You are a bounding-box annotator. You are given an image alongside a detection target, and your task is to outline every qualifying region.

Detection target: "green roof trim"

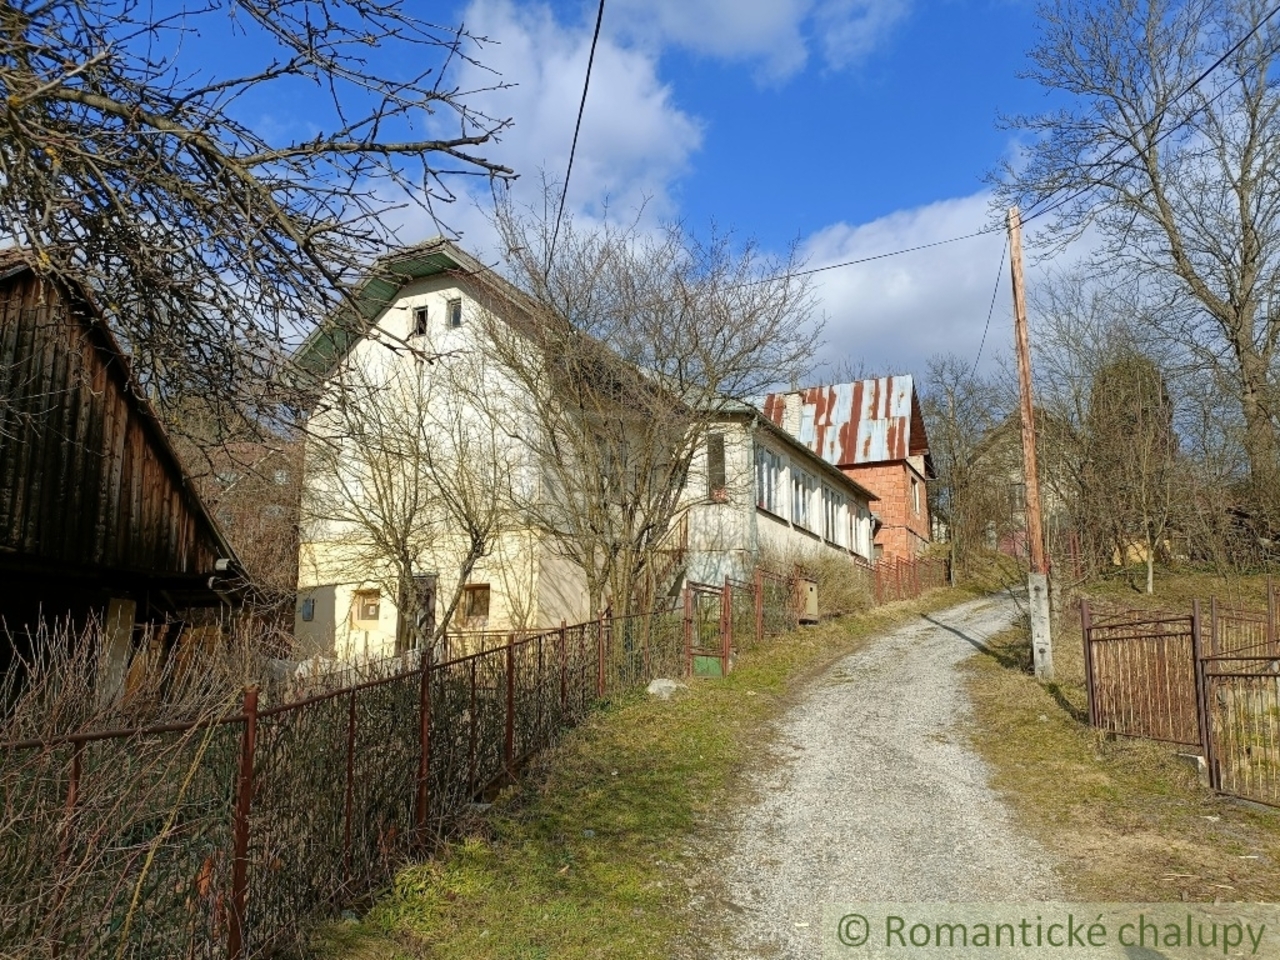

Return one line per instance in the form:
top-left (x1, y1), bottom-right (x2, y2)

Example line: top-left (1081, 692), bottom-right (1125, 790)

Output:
top-left (292, 240), bottom-right (473, 380)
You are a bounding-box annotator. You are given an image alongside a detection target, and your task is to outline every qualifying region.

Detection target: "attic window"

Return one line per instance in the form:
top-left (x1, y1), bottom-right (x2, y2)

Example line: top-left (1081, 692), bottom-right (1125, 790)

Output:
top-left (447, 297), bottom-right (463, 327)
top-left (412, 306), bottom-right (429, 337)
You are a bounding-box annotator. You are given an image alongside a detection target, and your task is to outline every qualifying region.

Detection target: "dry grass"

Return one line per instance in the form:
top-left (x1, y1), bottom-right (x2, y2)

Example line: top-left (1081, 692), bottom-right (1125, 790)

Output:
top-left (305, 588), bottom-right (971, 960)
top-left (963, 604), bottom-right (1280, 902)
top-left (1082, 566), bottom-right (1275, 613)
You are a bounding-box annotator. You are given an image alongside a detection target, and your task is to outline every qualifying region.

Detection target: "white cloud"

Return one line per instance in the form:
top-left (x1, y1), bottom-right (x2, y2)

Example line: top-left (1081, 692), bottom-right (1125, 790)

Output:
top-left (608, 0), bottom-right (910, 78)
top-left (814, 0), bottom-right (911, 70)
top-left (394, 0), bottom-right (702, 253)
top-left (800, 192), bottom-right (1010, 378)
top-left (800, 193), bottom-right (1098, 382)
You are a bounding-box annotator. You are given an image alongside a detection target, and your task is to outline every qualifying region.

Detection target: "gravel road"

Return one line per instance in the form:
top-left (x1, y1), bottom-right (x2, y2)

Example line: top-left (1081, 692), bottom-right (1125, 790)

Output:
top-left (709, 594), bottom-right (1062, 959)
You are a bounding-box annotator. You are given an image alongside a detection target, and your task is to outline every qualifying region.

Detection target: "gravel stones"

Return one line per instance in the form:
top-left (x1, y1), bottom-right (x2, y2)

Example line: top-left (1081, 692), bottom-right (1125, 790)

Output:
top-left (710, 595), bottom-right (1062, 959)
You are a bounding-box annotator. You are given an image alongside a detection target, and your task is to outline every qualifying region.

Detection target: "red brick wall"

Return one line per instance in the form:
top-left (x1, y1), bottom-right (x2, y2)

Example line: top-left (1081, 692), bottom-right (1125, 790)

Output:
top-left (842, 461), bottom-right (930, 560)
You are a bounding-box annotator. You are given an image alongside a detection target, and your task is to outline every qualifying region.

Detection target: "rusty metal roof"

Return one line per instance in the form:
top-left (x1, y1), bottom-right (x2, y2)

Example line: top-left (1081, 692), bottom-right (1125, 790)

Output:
top-left (762, 376), bottom-right (929, 466)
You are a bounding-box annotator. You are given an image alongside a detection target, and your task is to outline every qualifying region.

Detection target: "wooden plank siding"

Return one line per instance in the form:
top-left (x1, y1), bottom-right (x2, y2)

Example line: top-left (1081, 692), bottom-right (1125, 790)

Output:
top-left (0, 265), bottom-right (230, 584)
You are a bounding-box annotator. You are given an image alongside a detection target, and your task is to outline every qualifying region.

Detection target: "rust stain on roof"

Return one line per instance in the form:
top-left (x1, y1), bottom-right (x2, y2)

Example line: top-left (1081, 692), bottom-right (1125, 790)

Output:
top-left (762, 375), bottom-right (929, 467)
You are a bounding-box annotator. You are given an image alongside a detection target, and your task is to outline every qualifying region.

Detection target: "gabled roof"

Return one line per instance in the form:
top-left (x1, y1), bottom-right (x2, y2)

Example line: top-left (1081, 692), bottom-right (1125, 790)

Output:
top-left (0, 254), bottom-right (241, 580)
top-left (292, 237), bottom-right (526, 381)
top-left (762, 376), bottom-right (931, 471)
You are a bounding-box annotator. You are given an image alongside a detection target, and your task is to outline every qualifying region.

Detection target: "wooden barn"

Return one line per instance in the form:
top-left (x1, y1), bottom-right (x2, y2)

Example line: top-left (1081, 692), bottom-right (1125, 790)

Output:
top-left (0, 254), bottom-right (244, 668)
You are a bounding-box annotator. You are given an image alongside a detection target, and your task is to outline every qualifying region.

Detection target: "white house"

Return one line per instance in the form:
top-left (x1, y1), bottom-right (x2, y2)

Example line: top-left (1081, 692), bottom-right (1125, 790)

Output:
top-left (682, 399), bottom-right (879, 585)
top-left (289, 239), bottom-right (879, 663)
top-left (291, 240), bottom-right (592, 661)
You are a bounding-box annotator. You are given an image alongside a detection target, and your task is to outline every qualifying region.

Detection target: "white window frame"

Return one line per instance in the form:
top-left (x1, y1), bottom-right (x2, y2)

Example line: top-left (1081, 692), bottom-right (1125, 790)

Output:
top-left (792, 469), bottom-right (815, 531)
top-left (755, 445), bottom-right (783, 516)
top-left (822, 485), bottom-right (846, 547)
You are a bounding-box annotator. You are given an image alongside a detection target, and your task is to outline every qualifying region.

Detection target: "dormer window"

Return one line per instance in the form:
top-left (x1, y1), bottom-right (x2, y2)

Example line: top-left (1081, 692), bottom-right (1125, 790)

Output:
top-left (412, 306), bottom-right (429, 337)
top-left (447, 297), bottom-right (462, 327)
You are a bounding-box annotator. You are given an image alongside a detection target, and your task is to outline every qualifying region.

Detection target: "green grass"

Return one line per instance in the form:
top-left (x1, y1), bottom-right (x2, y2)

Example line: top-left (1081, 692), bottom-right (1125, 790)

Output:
top-left (305, 588), bottom-right (972, 960)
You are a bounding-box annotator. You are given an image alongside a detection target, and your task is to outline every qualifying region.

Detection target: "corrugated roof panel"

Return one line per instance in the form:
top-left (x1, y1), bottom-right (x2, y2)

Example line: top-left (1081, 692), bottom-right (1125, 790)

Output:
top-left (762, 375), bottom-right (921, 466)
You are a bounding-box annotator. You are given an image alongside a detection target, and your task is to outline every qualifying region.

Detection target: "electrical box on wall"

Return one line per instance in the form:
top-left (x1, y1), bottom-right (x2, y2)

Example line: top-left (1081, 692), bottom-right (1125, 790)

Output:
top-left (796, 577), bottom-right (819, 624)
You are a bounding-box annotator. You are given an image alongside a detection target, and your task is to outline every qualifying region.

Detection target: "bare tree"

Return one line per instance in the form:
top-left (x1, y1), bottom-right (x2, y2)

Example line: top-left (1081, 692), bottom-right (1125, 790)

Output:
top-left (469, 200), bottom-right (820, 618)
top-left (300, 348), bottom-right (516, 657)
top-left (0, 0), bottom-right (514, 444)
top-left (1085, 351), bottom-right (1181, 592)
top-left (921, 354), bottom-right (1009, 578)
top-left (995, 0), bottom-right (1280, 526)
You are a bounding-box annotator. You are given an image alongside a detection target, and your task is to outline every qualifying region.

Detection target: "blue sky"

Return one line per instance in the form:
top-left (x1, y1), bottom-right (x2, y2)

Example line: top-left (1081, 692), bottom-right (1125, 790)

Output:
top-left (214, 0), bottom-right (1077, 381)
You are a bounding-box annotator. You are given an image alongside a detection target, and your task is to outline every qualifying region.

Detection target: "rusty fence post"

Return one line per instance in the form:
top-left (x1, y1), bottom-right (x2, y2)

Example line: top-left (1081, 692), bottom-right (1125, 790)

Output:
top-left (228, 686), bottom-right (259, 960)
top-left (1080, 600), bottom-right (1095, 728)
top-left (754, 568), bottom-right (764, 645)
top-left (343, 689), bottom-right (356, 881)
top-left (56, 740), bottom-right (84, 873)
top-left (467, 659), bottom-right (477, 795)
top-left (1192, 599), bottom-right (1219, 790)
top-left (536, 633), bottom-right (545, 744)
top-left (558, 620), bottom-right (568, 716)
top-left (504, 634), bottom-right (516, 770)
top-left (415, 655), bottom-right (431, 836)
top-left (595, 612), bottom-right (606, 699)
top-left (721, 580), bottom-right (732, 677)
top-left (683, 586), bottom-right (693, 677)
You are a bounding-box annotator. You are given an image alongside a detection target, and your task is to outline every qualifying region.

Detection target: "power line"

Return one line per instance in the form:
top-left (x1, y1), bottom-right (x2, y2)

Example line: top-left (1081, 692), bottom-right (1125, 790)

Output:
top-left (972, 238), bottom-right (1008, 373)
top-left (1020, 2), bottom-right (1280, 226)
top-left (776, 229), bottom-right (999, 283)
top-left (546, 0), bottom-right (606, 274)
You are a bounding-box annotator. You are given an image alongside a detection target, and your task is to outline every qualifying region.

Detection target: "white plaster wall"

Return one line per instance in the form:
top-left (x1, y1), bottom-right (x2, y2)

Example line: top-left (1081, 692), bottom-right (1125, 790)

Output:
top-left (296, 275), bottom-right (590, 655)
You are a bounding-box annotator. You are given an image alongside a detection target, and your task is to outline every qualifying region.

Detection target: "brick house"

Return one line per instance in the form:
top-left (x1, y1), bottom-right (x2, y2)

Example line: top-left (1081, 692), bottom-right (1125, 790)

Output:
top-left (763, 376), bottom-right (933, 561)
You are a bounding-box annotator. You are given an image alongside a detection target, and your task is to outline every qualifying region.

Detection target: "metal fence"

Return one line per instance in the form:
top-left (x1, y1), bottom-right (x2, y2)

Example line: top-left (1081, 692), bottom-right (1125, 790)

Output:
top-left (872, 556), bottom-right (949, 604)
top-left (2, 555), bottom-right (938, 958)
top-left (1080, 580), bottom-right (1280, 808)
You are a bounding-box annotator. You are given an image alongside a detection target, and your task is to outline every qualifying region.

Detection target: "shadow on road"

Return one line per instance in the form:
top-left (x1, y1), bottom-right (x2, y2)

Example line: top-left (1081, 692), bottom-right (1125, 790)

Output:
top-left (920, 609), bottom-right (1087, 724)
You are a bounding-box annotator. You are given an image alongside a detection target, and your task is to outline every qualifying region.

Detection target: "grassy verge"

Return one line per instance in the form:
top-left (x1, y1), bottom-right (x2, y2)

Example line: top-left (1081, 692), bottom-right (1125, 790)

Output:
top-left (962, 588), bottom-right (1280, 902)
top-left (1082, 566), bottom-right (1275, 612)
top-left (306, 588), bottom-right (972, 960)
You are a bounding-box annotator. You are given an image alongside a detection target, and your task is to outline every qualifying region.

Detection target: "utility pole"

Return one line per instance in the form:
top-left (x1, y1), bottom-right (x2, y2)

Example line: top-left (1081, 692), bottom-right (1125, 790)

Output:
top-left (1008, 206), bottom-right (1053, 679)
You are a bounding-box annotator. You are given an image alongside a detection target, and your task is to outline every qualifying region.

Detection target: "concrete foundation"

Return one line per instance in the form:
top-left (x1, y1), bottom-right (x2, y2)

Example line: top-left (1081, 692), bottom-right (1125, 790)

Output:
top-left (1028, 571), bottom-right (1053, 680)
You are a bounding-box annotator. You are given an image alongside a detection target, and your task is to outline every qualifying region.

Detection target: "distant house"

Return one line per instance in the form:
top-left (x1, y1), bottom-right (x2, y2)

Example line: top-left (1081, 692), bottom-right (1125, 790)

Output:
top-left (969, 409), bottom-right (1081, 567)
top-left (763, 377), bottom-right (933, 561)
top-left (683, 399), bottom-right (878, 585)
top-left (0, 256), bottom-right (244, 676)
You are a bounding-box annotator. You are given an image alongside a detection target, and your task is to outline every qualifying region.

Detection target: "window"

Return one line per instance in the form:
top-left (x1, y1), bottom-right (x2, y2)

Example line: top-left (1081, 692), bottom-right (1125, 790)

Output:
top-left (300, 597), bottom-right (315, 622)
top-left (462, 584), bottom-right (490, 625)
top-left (792, 469), bottom-right (815, 530)
top-left (755, 446), bottom-right (783, 515)
top-left (822, 486), bottom-right (846, 546)
top-left (447, 297), bottom-right (463, 327)
top-left (412, 306), bottom-right (429, 337)
top-left (706, 433), bottom-right (726, 500)
top-left (911, 476), bottom-right (922, 515)
top-left (353, 589), bottom-right (380, 625)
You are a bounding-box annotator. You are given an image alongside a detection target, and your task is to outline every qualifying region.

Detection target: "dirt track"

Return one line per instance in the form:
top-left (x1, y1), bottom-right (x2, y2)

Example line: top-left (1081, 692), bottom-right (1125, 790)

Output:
top-left (708, 594), bottom-right (1061, 959)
